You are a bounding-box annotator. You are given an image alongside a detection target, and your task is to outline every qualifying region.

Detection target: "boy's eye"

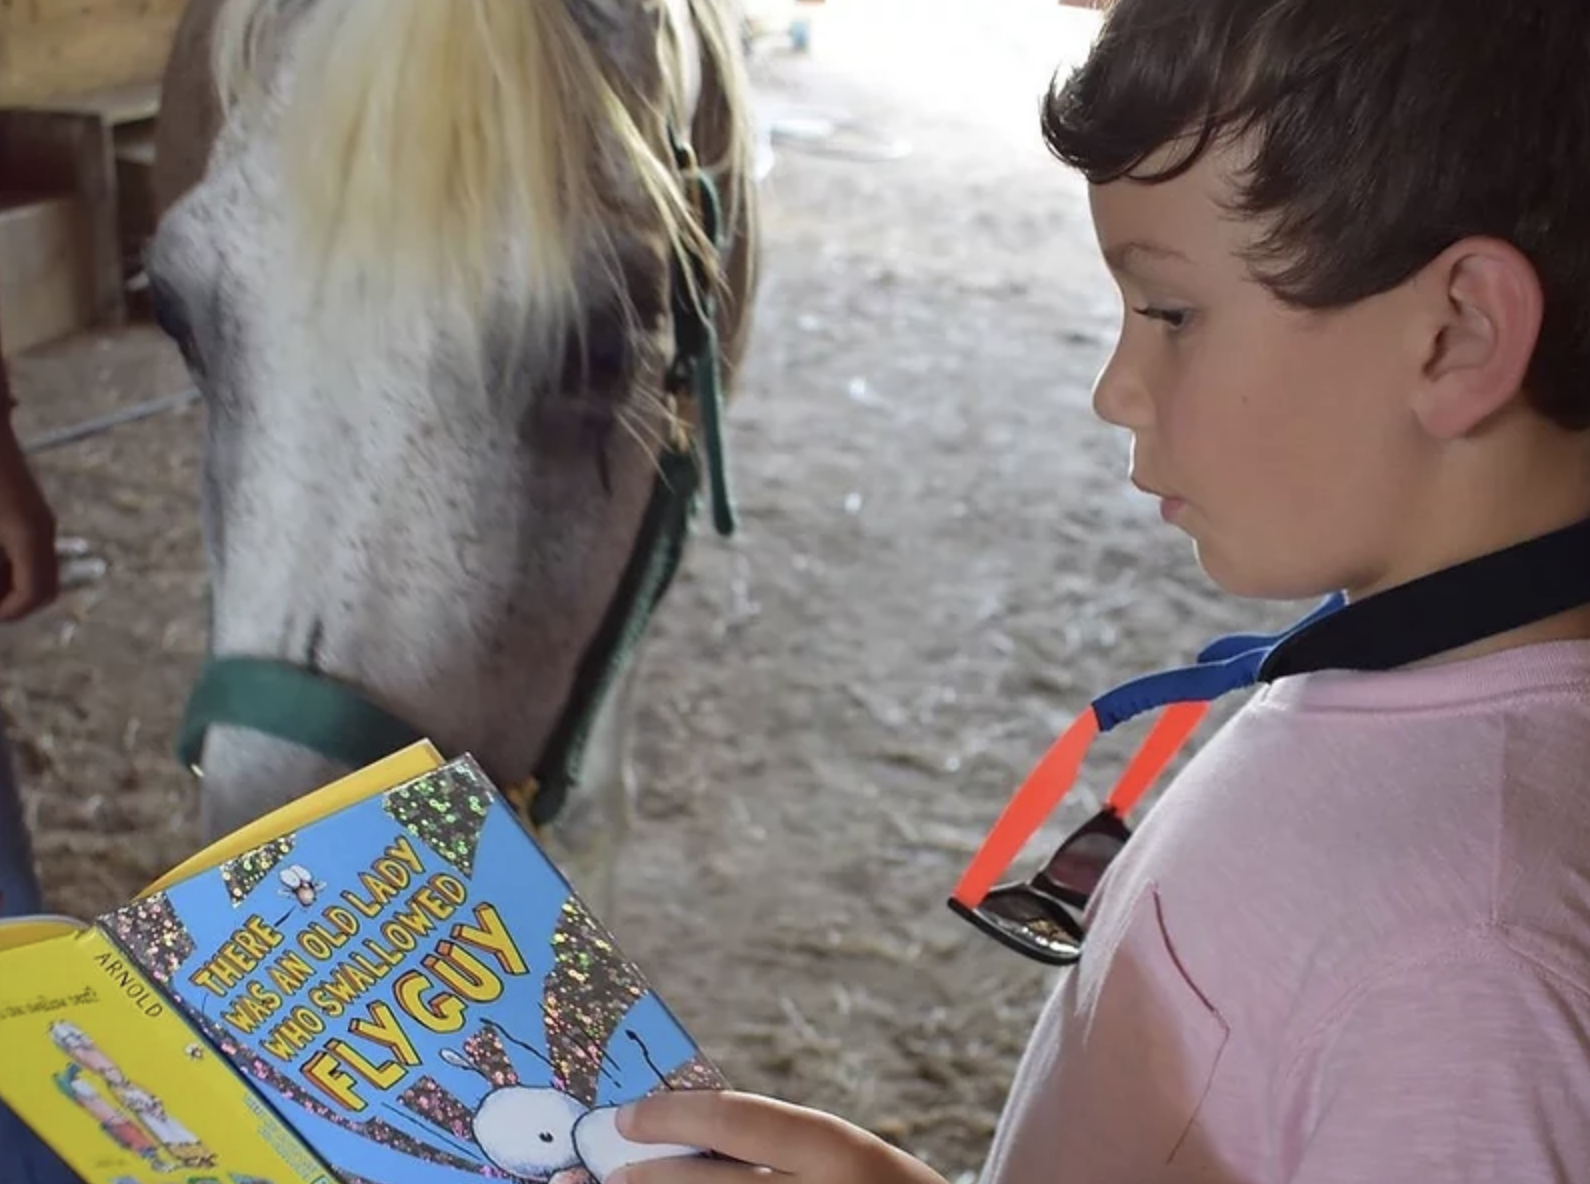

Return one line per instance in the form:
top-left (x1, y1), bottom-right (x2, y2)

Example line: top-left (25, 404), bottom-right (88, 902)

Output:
top-left (1132, 305), bottom-right (1191, 331)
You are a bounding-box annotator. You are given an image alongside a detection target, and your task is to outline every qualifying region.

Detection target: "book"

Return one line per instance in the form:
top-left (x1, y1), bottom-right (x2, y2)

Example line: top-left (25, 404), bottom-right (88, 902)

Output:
top-left (0, 742), bottom-right (724, 1184)
top-left (0, 912), bottom-right (336, 1184)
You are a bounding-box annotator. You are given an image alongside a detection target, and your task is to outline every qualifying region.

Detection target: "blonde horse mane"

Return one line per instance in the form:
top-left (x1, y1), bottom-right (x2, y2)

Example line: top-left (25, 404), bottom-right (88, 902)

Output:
top-left (210, 0), bottom-right (750, 361)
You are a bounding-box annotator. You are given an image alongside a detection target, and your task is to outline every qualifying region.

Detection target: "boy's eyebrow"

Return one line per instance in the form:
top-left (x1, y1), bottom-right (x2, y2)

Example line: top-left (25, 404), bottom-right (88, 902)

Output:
top-left (1102, 240), bottom-right (1190, 274)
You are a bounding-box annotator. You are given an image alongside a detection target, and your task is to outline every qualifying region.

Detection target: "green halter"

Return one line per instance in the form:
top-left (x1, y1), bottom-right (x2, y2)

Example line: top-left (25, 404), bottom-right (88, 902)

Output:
top-left (177, 128), bottom-right (737, 830)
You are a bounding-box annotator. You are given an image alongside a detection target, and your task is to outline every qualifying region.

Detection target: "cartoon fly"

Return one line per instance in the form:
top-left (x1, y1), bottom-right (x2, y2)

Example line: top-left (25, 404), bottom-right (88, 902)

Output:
top-left (273, 864), bottom-right (326, 924)
top-left (279, 864), bottom-right (325, 907)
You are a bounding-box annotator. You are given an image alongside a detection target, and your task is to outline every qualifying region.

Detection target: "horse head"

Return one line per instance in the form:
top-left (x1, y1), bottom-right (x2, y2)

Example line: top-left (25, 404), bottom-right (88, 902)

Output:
top-left (146, 0), bottom-right (758, 909)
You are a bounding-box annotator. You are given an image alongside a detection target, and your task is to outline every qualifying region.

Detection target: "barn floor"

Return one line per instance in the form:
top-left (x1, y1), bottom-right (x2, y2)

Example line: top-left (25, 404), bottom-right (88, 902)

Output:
top-left (1, 3), bottom-right (1294, 1176)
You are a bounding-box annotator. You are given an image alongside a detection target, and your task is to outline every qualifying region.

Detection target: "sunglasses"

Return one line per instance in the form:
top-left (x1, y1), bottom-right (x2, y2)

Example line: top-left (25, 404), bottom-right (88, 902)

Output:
top-left (947, 593), bottom-right (1353, 965)
top-left (950, 515), bottom-right (1590, 966)
top-left (947, 699), bottom-right (1207, 965)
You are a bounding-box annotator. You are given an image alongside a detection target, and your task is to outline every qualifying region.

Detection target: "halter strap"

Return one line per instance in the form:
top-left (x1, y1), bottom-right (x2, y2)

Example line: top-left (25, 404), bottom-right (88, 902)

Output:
top-left (178, 121), bottom-right (738, 831)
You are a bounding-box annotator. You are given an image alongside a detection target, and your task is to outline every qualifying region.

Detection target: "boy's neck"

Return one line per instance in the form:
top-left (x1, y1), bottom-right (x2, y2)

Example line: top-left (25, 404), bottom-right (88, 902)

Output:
top-left (1347, 413), bottom-right (1590, 664)
top-left (1399, 603), bottom-right (1590, 669)
top-left (1350, 484), bottom-right (1590, 665)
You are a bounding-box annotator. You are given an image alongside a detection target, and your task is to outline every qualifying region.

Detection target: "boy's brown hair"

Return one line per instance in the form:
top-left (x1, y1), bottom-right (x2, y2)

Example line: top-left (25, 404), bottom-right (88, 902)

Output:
top-left (1044, 0), bottom-right (1590, 429)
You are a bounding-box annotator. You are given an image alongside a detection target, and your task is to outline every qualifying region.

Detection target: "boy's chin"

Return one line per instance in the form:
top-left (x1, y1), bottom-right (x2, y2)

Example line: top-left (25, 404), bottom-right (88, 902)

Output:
top-left (1191, 540), bottom-right (1338, 605)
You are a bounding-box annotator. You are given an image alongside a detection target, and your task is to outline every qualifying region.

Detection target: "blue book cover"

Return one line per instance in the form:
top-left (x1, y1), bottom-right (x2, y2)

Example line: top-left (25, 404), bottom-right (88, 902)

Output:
top-left (99, 755), bottom-right (724, 1184)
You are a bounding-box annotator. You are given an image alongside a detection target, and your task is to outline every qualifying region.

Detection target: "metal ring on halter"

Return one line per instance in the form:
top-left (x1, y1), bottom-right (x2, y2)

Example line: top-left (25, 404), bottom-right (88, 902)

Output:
top-left (501, 776), bottom-right (544, 837)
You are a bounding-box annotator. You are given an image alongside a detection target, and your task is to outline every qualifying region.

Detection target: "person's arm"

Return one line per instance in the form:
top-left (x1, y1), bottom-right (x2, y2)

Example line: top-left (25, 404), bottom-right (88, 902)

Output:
top-left (1283, 940), bottom-right (1590, 1183)
top-left (0, 322), bottom-right (59, 620)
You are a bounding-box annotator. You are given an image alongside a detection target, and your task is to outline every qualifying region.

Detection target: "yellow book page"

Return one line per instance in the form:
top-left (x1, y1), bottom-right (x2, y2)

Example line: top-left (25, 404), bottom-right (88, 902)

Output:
top-left (140, 740), bottom-right (445, 899)
top-left (0, 915), bottom-right (88, 951)
top-left (0, 928), bottom-right (337, 1184)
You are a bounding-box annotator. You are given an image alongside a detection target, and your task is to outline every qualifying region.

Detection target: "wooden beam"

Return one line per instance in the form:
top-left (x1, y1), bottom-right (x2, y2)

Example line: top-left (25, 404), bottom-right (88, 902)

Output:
top-left (22, 82), bottom-right (162, 126)
top-left (0, 0), bottom-right (187, 108)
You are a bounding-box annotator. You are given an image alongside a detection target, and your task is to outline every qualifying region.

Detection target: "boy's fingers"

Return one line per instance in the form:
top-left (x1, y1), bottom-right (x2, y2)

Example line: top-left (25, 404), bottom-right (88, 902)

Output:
top-left (620, 1091), bottom-right (851, 1177)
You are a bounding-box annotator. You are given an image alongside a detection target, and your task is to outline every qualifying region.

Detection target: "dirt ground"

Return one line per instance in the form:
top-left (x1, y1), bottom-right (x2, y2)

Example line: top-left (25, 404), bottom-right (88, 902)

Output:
top-left (1, 3), bottom-right (1297, 1178)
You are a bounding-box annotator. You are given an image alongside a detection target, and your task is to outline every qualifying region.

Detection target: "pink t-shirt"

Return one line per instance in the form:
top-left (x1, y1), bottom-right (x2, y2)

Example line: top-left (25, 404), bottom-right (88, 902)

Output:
top-left (980, 640), bottom-right (1590, 1183)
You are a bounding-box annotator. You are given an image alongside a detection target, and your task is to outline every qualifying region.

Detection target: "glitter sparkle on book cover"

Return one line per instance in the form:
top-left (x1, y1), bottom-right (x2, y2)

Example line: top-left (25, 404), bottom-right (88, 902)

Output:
top-left (102, 757), bottom-right (724, 1184)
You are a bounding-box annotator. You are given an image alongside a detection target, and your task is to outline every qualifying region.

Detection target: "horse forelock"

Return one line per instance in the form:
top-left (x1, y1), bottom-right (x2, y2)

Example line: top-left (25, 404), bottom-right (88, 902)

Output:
top-left (207, 0), bottom-right (750, 410)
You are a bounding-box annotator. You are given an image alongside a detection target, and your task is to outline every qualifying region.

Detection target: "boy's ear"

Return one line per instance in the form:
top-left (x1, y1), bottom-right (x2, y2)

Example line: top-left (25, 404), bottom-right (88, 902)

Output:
top-left (1411, 236), bottom-right (1543, 439)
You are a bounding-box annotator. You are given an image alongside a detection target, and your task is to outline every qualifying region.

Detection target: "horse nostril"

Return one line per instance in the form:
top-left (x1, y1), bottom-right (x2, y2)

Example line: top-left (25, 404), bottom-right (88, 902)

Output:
top-left (539, 1132), bottom-right (555, 1144)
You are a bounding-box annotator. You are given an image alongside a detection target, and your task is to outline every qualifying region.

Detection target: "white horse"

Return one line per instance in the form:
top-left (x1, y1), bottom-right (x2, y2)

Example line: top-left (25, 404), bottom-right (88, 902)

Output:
top-left (146, 0), bottom-right (759, 916)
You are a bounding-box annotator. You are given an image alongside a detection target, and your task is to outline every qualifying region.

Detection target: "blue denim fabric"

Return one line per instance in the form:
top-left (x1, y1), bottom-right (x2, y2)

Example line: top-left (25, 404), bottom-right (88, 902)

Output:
top-left (0, 728), bottom-right (85, 1184)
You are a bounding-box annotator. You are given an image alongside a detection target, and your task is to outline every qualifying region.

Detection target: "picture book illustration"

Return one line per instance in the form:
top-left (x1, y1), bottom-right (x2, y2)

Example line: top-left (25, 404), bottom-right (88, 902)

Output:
top-left (101, 756), bottom-right (724, 1184)
top-left (0, 914), bottom-right (334, 1184)
top-left (51, 1018), bottom-right (216, 1172)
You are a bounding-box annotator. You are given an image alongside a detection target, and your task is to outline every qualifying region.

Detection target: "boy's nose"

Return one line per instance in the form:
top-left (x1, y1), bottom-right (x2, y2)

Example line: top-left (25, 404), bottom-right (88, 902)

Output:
top-left (1090, 349), bottom-right (1153, 430)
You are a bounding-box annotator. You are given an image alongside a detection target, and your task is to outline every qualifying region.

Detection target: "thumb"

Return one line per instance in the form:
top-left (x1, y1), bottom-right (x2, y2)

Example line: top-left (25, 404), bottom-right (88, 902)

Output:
top-left (619, 1091), bottom-right (862, 1178)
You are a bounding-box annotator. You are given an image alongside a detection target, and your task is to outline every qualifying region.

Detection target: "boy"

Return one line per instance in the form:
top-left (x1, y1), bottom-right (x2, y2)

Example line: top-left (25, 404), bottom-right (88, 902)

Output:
top-left (0, 320), bottom-right (77, 1184)
top-left (609, 0), bottom-right (1590, 1180)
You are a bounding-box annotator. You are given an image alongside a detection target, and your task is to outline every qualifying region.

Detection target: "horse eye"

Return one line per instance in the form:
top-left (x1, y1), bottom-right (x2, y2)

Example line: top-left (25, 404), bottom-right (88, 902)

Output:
top-left (559, 310), bottom-right (631, 393)
top-left (539, 1132), bottom-right (555, 1144)
top-left (149, 277), bottom-right (207, 376)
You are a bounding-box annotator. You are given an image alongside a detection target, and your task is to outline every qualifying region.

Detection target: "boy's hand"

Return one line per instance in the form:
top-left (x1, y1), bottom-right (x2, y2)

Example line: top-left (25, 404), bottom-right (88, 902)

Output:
top-left (613, 1091), bottom-right (950, 1184)
top-left (0, 426), bottom-right (58, 621)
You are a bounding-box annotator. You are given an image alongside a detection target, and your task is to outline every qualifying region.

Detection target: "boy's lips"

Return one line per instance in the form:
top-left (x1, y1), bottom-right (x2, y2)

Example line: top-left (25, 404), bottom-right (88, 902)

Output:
top-left (1131, 478), bottom-right (1187, 521)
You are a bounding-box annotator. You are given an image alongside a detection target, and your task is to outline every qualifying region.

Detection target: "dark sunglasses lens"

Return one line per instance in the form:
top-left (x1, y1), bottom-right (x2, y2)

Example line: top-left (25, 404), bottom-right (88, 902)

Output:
top-left (974, 885), bottom-right (1084, 962)
top-left (1041, 818), bottom-right (1129, 899)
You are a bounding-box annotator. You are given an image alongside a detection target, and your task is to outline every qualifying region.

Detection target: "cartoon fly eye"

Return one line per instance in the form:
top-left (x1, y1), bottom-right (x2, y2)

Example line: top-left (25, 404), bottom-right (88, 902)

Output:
top-left (471, 1086), bottom-right (585, 1178)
